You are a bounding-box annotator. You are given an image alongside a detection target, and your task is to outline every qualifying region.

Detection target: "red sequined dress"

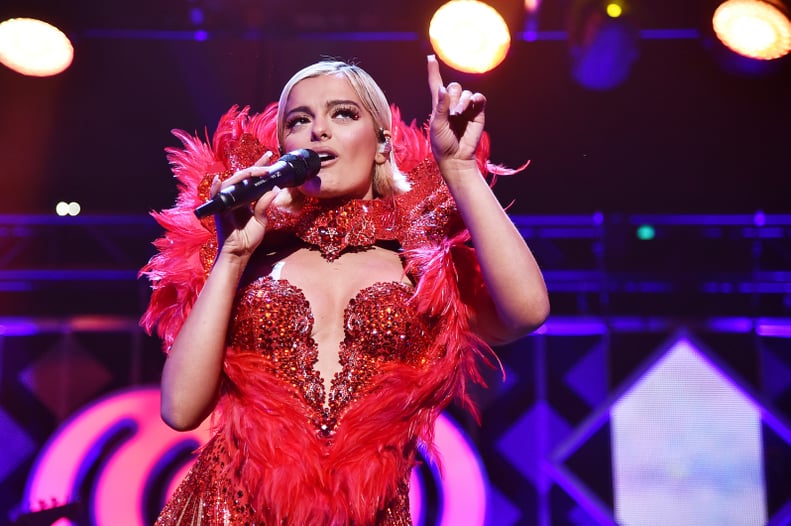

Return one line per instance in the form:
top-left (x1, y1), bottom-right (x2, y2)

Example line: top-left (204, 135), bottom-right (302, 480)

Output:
top-left (140, 104), bottom-right (516, 525)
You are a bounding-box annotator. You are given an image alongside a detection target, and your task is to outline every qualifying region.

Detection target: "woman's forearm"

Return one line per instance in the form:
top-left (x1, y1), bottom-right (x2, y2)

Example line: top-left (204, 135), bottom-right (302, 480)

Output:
top-left (159, 252), bottom-right (249, 430)
top-left (441, 159), bottom-right (550, 343)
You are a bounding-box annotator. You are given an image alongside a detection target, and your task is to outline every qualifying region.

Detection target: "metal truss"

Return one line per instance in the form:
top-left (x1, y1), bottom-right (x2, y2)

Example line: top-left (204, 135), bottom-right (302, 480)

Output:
top-left (0, 212), bottom-right (789, 334)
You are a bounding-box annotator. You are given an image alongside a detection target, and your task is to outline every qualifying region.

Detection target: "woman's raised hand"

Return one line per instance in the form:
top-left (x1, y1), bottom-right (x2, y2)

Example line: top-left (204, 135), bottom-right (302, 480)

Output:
top-left (427, 54), bottom-right (487, 168)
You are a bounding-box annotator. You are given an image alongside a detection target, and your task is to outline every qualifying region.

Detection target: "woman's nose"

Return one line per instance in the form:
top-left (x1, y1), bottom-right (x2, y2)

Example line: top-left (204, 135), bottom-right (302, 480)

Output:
top-left (311, 121), bottom-right (330, 141)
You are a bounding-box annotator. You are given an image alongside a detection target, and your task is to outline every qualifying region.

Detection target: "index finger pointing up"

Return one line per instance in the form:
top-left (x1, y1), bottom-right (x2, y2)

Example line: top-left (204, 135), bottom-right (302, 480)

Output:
top-left (427, 54), bottom-right (444, 110)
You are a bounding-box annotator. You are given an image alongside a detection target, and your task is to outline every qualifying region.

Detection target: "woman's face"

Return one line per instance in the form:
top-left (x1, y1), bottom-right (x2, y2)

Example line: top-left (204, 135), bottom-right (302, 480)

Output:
top-left (281, 74), bottom-right (380, 200)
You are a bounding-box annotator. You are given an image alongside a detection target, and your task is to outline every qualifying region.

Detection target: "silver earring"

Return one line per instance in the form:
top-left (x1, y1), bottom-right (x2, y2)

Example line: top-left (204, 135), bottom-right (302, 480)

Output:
top-left (378, 139), bottom-right (392, 155)
top-left (377, 128), bottom-right (392, 155)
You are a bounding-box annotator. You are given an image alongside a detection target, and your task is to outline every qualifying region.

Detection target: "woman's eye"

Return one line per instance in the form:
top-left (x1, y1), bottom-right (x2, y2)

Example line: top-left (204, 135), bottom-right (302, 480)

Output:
top-left (285, 116), bottom-right (309, 129)
top-left (333, 107), bottom-right (359, 120)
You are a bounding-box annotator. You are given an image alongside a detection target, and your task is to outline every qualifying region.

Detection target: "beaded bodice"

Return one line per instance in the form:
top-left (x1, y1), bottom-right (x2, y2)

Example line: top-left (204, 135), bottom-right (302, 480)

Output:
top-left (229, 276), bottom-right (437, 438)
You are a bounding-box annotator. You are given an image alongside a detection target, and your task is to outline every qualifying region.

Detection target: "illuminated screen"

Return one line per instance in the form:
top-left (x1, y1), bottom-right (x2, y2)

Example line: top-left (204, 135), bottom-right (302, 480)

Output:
top-left (611, 338), bottom-right (767, 526)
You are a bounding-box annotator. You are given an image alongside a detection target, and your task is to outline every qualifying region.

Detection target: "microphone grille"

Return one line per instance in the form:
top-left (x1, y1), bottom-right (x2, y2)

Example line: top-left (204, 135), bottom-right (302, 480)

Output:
top-left (282, 148), bottom-right (321, 178)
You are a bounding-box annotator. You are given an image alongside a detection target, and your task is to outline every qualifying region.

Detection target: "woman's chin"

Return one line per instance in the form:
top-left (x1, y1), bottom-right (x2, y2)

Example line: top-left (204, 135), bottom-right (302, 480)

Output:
top-left (298, 176), bottom-right (374, 201)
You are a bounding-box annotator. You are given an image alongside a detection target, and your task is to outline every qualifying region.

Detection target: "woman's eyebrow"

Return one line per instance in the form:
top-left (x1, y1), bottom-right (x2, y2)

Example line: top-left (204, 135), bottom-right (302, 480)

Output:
top-left (284, 105), bottom-right (312, 118)
top-left (284, 100), bottom-right (360, 118)
top-left (325, 99), bottom-right (361, 108)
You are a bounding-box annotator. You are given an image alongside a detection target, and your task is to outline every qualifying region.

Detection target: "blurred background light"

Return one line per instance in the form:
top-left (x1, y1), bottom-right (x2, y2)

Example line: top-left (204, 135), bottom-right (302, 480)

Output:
top-left (524, 0), bottom-right (541, 14)
top-left (712, 0), bottom-right (791, 60)
top-left (0, 18), bottom-right (74, 77)
top-left (606, 2), bottom-right (624, 18)
top-left (568, 0), bottom-right (640, 90)
top-left (56, 201), bottom-right (81, 216)
top-left (429, 0), bottom-right (511, 74)
top-left (636, 224), bottom-right (656, 240)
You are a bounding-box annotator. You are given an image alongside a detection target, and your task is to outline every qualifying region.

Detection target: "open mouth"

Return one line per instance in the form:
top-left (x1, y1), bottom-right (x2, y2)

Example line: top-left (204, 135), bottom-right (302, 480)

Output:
top-left (318, 153), bottom-right (336, 163)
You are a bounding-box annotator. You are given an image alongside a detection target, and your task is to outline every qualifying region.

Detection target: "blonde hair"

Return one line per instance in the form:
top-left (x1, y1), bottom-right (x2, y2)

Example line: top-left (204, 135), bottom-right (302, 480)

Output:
top-left (276, 60), bottom-right (409, 197)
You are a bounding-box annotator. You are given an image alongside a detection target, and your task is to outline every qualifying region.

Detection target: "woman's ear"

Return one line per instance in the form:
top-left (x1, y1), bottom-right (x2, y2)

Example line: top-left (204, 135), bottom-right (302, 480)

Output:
top-left (375, 129), bottom-right (392, 163)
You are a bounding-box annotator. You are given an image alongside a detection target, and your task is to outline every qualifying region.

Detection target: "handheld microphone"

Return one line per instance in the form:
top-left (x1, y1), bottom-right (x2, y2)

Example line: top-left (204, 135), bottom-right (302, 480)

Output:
top-left (194, 148), bottom-right (321, 219)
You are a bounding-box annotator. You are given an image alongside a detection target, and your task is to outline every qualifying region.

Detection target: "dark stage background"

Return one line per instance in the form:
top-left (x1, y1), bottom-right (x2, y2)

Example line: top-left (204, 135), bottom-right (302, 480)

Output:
top-left (1, 0), bottom-right (790, 525)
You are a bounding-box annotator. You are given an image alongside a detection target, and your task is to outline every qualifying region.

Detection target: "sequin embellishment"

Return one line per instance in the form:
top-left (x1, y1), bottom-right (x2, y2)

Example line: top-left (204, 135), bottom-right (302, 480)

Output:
top-left (265, 197), bottom-right (398, 262)
top-left (230, 277), bottom-right (437, 437)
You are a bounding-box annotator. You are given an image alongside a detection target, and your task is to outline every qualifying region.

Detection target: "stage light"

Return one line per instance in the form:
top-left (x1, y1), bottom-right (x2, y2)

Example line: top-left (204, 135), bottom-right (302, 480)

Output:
top-left (0, 18), bottom-right (73, 77)
top-left (56, 201), bottom-right (81, 217)
top-left (567, 0), bottom-right (640, 90)
top-left (606, 2), bottom-right (624, 18)
top-left (524, 0), bottom-right (542, 14)
top-left (523, 0), bottom-right (542, 40)
top-left (636, 224), bottom-right (656, 240)
top-left (712, 0), bottom-right (791, 60)
top-left (429, 0), bottom-right (511, 74)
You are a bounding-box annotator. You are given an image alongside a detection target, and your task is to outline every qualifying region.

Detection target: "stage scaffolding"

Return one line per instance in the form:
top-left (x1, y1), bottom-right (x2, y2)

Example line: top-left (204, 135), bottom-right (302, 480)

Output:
top-left (1, 212), bottom-right (789, 331)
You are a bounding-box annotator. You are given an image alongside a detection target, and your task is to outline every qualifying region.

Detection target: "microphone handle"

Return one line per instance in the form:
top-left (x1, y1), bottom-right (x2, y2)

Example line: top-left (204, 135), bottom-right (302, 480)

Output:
top-left (194, 175), bottom-right (280, 219)
top-left (192, 149), bottom-right (319, 219)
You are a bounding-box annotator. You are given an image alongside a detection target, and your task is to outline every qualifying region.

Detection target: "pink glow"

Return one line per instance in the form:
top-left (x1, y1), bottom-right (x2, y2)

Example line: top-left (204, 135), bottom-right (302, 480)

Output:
top-left (26, 388), bottom-right (486, 524)
top-left (25, 387), bottom-right (210, 526)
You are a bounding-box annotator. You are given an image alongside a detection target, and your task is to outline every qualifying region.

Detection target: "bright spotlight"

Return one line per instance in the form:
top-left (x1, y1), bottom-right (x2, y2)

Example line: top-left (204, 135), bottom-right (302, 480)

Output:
top-left (55, 201), bottom-right (81, 216)
top-left (68, 202), bottom-right (82, 216)
top-left (606, 3), bottom-right (624, 18)
top-left (56, 201), bottom-right (70, 216)
top-left (429, 0), bottom-right (511, 74)
top-left (713, 0), bottom-right (791, 59)
top-left (0, 18), bottom-right (74, 77)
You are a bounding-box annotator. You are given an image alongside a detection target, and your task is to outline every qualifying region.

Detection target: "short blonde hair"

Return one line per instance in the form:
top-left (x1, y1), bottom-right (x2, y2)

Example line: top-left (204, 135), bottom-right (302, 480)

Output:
top-left (276, 60), bottom-right (409, 197)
